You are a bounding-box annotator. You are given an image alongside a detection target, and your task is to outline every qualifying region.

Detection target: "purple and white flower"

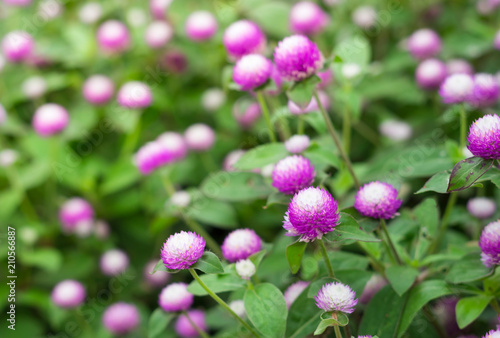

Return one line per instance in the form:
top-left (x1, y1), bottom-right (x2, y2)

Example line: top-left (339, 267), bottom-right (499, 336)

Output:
top-left (467, 114), bottom-right (500, 159)
top-left (274, 35), bottom-right (323, 82)
top-left (223, 20), bottom-right (266, 59)
top-left (51, 280), bottom-right (86, 308)
top-left (272, 155), bottom-right (315, 195)
top-left (102, 302), bottom-right (140, 335)
top-left (354, 181), bottom-right (402, 219)
top-left (161, 231), bottom-right (206, 270)
top-left (315, 281), bottom-right (358, 313)
top-left (159, 283), bottom-right (194, 312)
top-left (479, 221), bottom-right (500, 268)
top-left (221, 228), bottom-right (262, 262)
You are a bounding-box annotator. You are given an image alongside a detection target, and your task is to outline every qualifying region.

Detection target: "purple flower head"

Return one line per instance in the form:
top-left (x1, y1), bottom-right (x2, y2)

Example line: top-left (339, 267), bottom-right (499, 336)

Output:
top-left (145, 21), bottom-right (173, 49)
top-left (272, 155), bottom-right (315, 195)
top-left (467, 114), bottom-right (500, 159)
top-left (469, 73), bottom-right (500, 107)
top-left (97, 20), bottom-right (130, 53)
top-left (185, 11), bottom-right (217, 41)
top-left (360, 274), bottom-right (387, 304)
top-left (317, 69), bottom-right (333, 89)
top-left (82, 75), bottom-right (115, 105)
top-left (51, 280), bottom-right (86, 308)
top-left (290, 2), bottom-right (329, 35)
top-left (156, 132), bottom-right (188, 164)
top-left (159, 282), bottom-right (194, 312)
top-left (415, 58), bottom-right (447, 89)
top-left (283, 187), bottom-right (340, 242)
top-left (233, 100), bottom-right (261, 129)
top-left (352, 6), bottom-right (377, 29)
top-left (100, 249), bottom-right (129, 276)
top-left (144, 260), bottom-right (170, 287)
top-left (162, 50), bottom-right (188, 74)
top-left (495, 30), bottom-right (500, 50)
top-left (407, 29), bottom-right (442, 60)
top-left (274, 35), bottom-right (324, 82)
top-left (150, 0), bottom-right (172, 20)
top-left (446, 59), bottom-right (474, 76)
top-left (223, 20), bottom-right (266, 59)
top-left (267, 64), bottom-right (284, 95)
top-left (379, 120), bottom-right (413, 141)
top-left (354, 181), bottom-right (402, 219)
top-left (175, 309), bottom-right (207, 337)
top-left (284, 281), bottom-right (310, 308)
top-left (59, 198), bottom-right (94, 230)
top-left (285, 135), bottom-right (310, 153)
top-left (288, 90), bottom-right (330, 115)
top-left (161, 231), bottom-right (206, 270)
top-left (2, 30), bottom-right (34, 62)
top-left (439, 73), bottom-right (474, 104)
top-left (233, 54), bottom-right (272, 91)
top-left (221, 228), bottom-right (262, 262)
top-left (479, 221), bottom-right (500, 268)
top-left (32, 103), bottom-right (69, 137)
top-left (4, 0), bottom-right (32, 7)
top-left (483, 329), bottom-right (500, 338)
top-left (102, 302), bottom-right (140, 335)
top-left (184, 123), bottom-right (215, 151)
top-left (134, 141), bottom-right (164, 175)
top-left (467, 197), bottom-right (496, 219)
top-left (315, 281), bottom-right (358, 314)
top-left (117, 81), bottom-right (152, 109)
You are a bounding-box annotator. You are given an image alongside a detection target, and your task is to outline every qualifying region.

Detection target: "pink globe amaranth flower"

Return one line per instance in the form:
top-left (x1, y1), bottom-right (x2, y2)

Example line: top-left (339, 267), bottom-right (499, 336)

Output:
top-left (283, 187), bottom-right (340, 242)
top-left (446, 59), bottom-right (474, 76)
top-left (272, 155), bottom-right (315, 195)
top-left (2, 30), bottom-right (34, 62)
top-left (97, 20), bottom-right (130, 53)
top-left (221, 228), bottom-right (262, 262)
top-left (407, 29), bottom-right (442, 60)
top-left (185, 11), bottom-right (217, 41)
top-left (156, 131), bottom-right (188, 163)
top-left (78, 2), bottom-right (102, 24)
top-left (469, 73), bottom-right (500, 107)
top-left (117, 81), bottom-right (152, 108)
top-left (175, 310), bottom-right (207, 338)
top-left (51, 280), bottom-right (86, 308)
top-left (290, 2), bottom-right (329, 35)
top-left (144, 260), bottom-right (170, 287)
top-left (223, 20), bottom-right (266, 59)
top-left (223, 150), bottom-right (245, 171)
top-left (201, 88), bottom-right (226, 112)
top-left (161, 231), bottom-right (206, 270)
top-left (352, 6), bottom-right (377, 29)
top-left (284, 281), bottom-right (310, 309)
top-left (145, 21), bottom-right (173, 49)
top-left (379, 120), bottom-right (413, 141)
top-left (233, 54), bottom-right (273, 91)
top-left (233, 100), bottom-right (261, 129)
top-left (439, 73), bottom-right (474, 104)
top-left (3, 0), bottom-right (32, 6)
top-left (102, 302), bottom-right (140, 335)
top-left (288, 90), bottom-right (330, 114)
top-left (285, 135), bottom-right (310, 153)
top-left (82, 75), bottom-right (114, 105)
top-left (134, 141), bottom-right (167, 175)
top-left (354, 181), bottom-right (402, 220)
top-left (483, 329), bottom-right (500, 338)
top-left (32, 103), bottom-right (69, 137)
top-left (150, 0), bottom-right (172, 20)
top-left (479, 221), bottom-right (500, 268)
top-left (317, 69), bottom-right (333, 89)
top-left (184, 123), bottom-right (215, 151)
top-left (494, 30), bottom-right (500, 50)
top-left (274, 35), bottom-right (324, 82)
top-left (100, 249), bottom-right (129, 276)
top-left (415, 58), bottom-right (447, 89)
top-left (159, 282), bottom-right (194, 312)
top-left (360, 274), bottom-right (387, 304)
top-left (467, 197), bottom-right (496, 219)
top-left (315, 281), bottom-right (358, 314)
top-left (59, 198), bottom-right (94, 230)
top-left (467, 114), bottom-right (500, 159)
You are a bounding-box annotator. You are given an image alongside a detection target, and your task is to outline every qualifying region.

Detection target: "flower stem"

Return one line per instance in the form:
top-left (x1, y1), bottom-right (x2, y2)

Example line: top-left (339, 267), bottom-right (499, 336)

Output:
top-left (376, 228), bottom-right (397, 265)
top-left (318, 238), bottom-right (335, 278)
top-left (459, 104), bottom-right (467, 151)
top-left (333, 324), bottom-right (343, 338)
top-left (297, 115), bottom-right (305, 135)
top-left (380, 219), bottom-right (402, 265)
top-left (428, 192), bottom-right (457, 254)
top-left (256, 91), bottom-right (277, 142)
top-left (342, 106), bottom-right (351, 155)
top-left (189, 269), bottom-right (260, 337)
top-left (183, 310), bottom-right (210, 338)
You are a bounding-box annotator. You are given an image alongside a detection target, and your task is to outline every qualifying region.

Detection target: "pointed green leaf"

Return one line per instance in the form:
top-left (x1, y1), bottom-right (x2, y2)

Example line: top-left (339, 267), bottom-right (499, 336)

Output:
top-left (148, 308), bottom-right (173, 338)
top-left (187, 273), bottom-right (246, 296)
top-left (150, 258), bottom-right (179, 274)
top-left (201, 171), bottom-right (273, 202)
top-left (386, 266), bottom-right (419, 296)
top-left (447, 157), bottom-right (494, 192)
top-left (416, 170), bottom-right (451, 194)
top-left (286, 75), bottom-right (321, 108)
top-left (326, 213), bottom-right (380, 243)
top-left (446, 254), bottom-right (493, 284)
top-left (192, 252), bottom-right (224, 274)
top-left (286, 241), bottom-right (308, 274)
top-left (456, 295), bottom-right (493, 329)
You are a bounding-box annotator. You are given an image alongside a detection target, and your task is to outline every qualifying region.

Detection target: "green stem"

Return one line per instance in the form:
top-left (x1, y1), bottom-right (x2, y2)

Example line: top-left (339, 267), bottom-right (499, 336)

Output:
top-left (256, 91), bottom-right (277, 142)
top-left (459, 104), bottom-right (466, 151)
top-left (342, 106), bottom-right (351, 155)
top-left (376, 228), bottom-right (397, 265)
top-left (297, 115), bottom-right (305, 135)
top-left (183, 310), bottom-right (210, 338)
top-left (333, 324), bottom-right (343, 338)
top-left (318, 238), bottom-right (335, 278)
top-left (189, 269), bottom-right (260, 337)
top-left (380, 219), bottom-right (402, 265)
top-left (490, 298), bottom-right (500, 315)
top-left (428, 192), bottom-right (457, 254)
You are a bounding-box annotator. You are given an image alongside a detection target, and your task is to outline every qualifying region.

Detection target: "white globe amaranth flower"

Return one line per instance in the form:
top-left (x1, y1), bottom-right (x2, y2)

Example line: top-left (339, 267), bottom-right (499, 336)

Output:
top-left (169, 191), bottom-right (191, 208)
top-left (235, 259), bottom-right (256, 280)
top-left (342, 63), bottom-right (362, 79)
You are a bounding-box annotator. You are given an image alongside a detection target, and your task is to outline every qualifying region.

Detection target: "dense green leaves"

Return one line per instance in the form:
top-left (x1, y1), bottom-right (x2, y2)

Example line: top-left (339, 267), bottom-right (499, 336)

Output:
top-left (286, 241), bottom-right (307, 274)
top-left (234, 143), bottom-right (289, 170)
top-left (187, 198), bottom-right (238, 229)
top-left (325, 213), bottom-right (380, 243)
top-left (386, 266), bottom-right (419, 296)
top-left (447, 157), bottom-right (494, 192)
top-left (201, 171), bottom-right (273, 202)
top-left (446, 254), bottom-right (493, 284)
top-left (456, 295), bottom-right (493, 329)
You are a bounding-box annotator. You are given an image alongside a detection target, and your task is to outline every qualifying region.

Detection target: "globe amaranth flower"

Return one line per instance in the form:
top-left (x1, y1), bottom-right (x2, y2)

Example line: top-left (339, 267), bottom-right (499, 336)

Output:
top-left (2, 30), bottom-right (34, 62)
top-left (315, 281), bottom-right (358, 314)
top-left (484, 329), bottom-right (500, 338)
top-left (161, 231), bottom-right (206, 270)
top-left (223, 150), bottom-right (246, 172)
top-left (169, 191), bottom-right (191, 208)
top-left (175, 310), bottom-right (207, 338)
top-left (467, 197), bottom-right (496, 219)
top-left (233, 54), bottom-right (272, 91)
top-left (134, 141), bottom-right (167, 175)
top-left (467, 114), bottom-right (500, 159)
top-left (97, 20), bottom-right (130, 53)
top-left (468, 73), bottom-right (500, 107)
top-left (78, 2), bottom-right (102, 24)
top-left (150, 0), bottom-right (172, 20)
top-left (117, 81), bottom-right (152, 109)
top-left (184, 123), bottom-right (215, 151)
top-left (185, 11), bottom-right (217, 41)
top-left (433, 297), bottom-right (461, 337)
top-left (51, 280), bottom-right (86, 308)
top-left (439, 73), bottom-right (474, 104)
top-left (221, 228), bottom-right (262, 262)
top-left (272, 155), bottom-right (315, 195)
top-left (283, 187), bottom-right (340, 242)
top-left (83, 75), bottom-right (114, 105)
top-left (32, 103), bottom-right (69, 137)
top-left (59, 198), bottom-right (94, 230)
top-left (145, 21), bottom-right (173, 49)
top-left (274, 35), bottom-right (324, 82)
top-left (236, 259), bottom-right (256, 280)
top-left (415, 58), bottom-right (447, 89)
top-left (102, 302), bottom-right (140, 335)
top-left (290, 2), bottom-right (329, 35)
top-left (479, 221), bottom-right (500, 268)
top-left (201, 88), bottom-right (226, 112)
top-left (162, 49), bottom-right (188, 74)
top-left (285, 135), bottom-right (310, 154)
top-left (156, 131), bottom-right (188, 163)
top-left (288, 90), bottom-right (330, 115)
top-left (229, 300), bottom-right (246, 318)
top-left (144, 259), bottom-right (170, 287)
top-left (233, 100), bottom-right (261, 129)
top-left (223, 20), bottom-right (266, 59)
top-left (354, 181), bottom-right (402, 219)
top-left (284, 281), bottom-right (310, 308)
top-left (407, 28), bottom-right (442, 59)
top-left (360, 274), bottom-right (387, 304)
top-left (100, 249), bottom-right (129, 276)
top-left (352, 6), bottom-right (377, 29)
top-left (159, 283), bottom-right (193, 312)
top-left (379, 120), bottom-right (413, 142)
top-left (23, 76), bottom-right (47, 99)
top-left (446, 59), bottom-right (474, 76)
top-left (0, 149), bottom-right (18, 168)
top-left (4, 0), bottom-right (32, 6)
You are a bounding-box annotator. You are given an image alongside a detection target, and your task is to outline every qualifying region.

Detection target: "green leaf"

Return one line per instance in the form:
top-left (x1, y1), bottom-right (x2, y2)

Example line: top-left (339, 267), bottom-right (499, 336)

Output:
top-left (201, 171), bottom-right (273, 202)
top-left (187, 198), bottom-right (238, 229)
top-left (447, 157), bottom-right (494, 192)
top-left (19, 248), bottom-right (62, 272)
top-left (148, 308), bottom-right (173, 338)
top-left (386, 266), bottom-right (419, 296)
top-left (187, 274), bottom-right (246, 296)
top-left (286, 284), bottom-right (321, 338)
top-left (244, 283), bottom-right (288, 338)
top-left (286, 75), bottom-right (321, 108)
top-left (18, 160), bottom-right (52, 190)
top-left (415, 171), bottom-right (451, 194)
top-left (150, 259), bottom-right (179, 274)
top-left (303, 143), bottom-right (340, 169)
top-left (246, 1), bottom-right (291, 37)
top-left (234, 143), bottom-right (289, 170)
top-left (334, 36), bottom-right (371, 67)
top-left (192, 252), bottom-right (224, 274)
top-left (325, 213), bottom-right (380, 243)
top-left (456, 295), bottom-right (493, 329)
top-left (446, 254), bottom-right (493, 284)
top-left (307, 277), bottom-right (335, 298)
top-left (314, 315), bottom-right (348, 335)
top-left (100, 160), bottom-right (140, 195)
top-left (286, 241), bottom-right (308, 274)
top-left (265, 192), bottom-right (290, 208)
top-left (249, 250), bottom-right (267, 270)
top-left (413, 198), bottom-right (439, 261)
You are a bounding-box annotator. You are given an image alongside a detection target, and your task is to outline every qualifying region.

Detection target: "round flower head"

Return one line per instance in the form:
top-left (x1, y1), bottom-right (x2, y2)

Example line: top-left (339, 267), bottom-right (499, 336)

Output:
top-left (39, 0), bottom-right (63, 20)
top-left (117, 81), bottom-right (152, 109)
top-left (201, 88), bottom-right (226, 112)
top-left (285, 135), bottom-right (310, 153)
top-left (32, 103), bottom-right (69, 137)
top-left (415, 58), bottom-right (447, 89)
top-left (2, 30), bottom-right (34, 62)
top-left (229, 300), bottom-right (246, 318)
top-left (78, 2), bottom-right (102, 24)
top-left (352, 6), bottom-right (377, 29)
top-left (479, 221), bottom-right (500, 268)
top-left (315, 281), bottom-right (358, 314)
top-left (407, 29), bottom-right (442, 59)
top-left (379, 120), bottom-right (413, 141)
top-left (223, 20), bottom-right (266, 59)
top-left (82, 75), bottom-right (114, 105)
top-left (484, 329), bottom-right (500, 338)
top-left (274, 35), bottom-right (324, 82)
top-left (102, 302), bottom-right (140, 335)
top-left (51, 280), bottom-right (86, 308)
top-left (360, 274), bottom-right (387, 304)
top-left (184, 123), bottom-right (215, 151)
top-left (144, 259), bottom-right (170, 287)
top-left (288, 90), bottom-right (330, 115)
top-left (150, 0), bottom-right (172, 19)
top-left (100, 249), bottom-right (129, 276)
top-left (126, 8), bottom-right (147, 28)
top-left (467, 197), bottom-right (496, 219)
top-left (495, 30), bottom-right (500, 50)
top-left (317, 69), bottom-right (333, 89)
top-left (446, 59), bottom-right (474, 76)
top-left (272, 155), bottom-right (315, 195)
top-left (185, 11), bottom-right (217, 41)
top-left (59, 198), bottom-right (94, 230)
top-left (161, 231), bottom-right (205, 270)
top-left (97, 20), bottom-right (130, 53)
top-left (0, 149), bottom-right (18, 167)
top-left (221, 228), bottom-right (262, 262)
top-left (134, 141), bottom-right (167, 175)
top-left (233, 100), bottom-right (261, 129)
top-left (469, 73), bottom-right (500, 107)
top-left (156, 131), bottom-right (188, 164)
top-left (162, 50), bottom-right (188, 74)
top-left (233, 54), bottom-right (272, 91)
top-left (175, 310), bottom-right (207, 338)
top-left (145, 21), bottom-right (173, 49)
top-left (467, 114), bottom-right (500, 159)
top-left (290, 2), bottom-right (329, 35)
top-left (159, 283), bottom-right (193, 312)
top-left (354, 181), bottom-right (402, 219)
top-left (439, 73), bottom-right (474, 104)
top-left (284, 281), bottom-right (310, 308)
top-left (169, 191), bottom-right (191, 208)
top-left (22, 76), bottom-right (47, 99)
top-left (236, 259), bottom-right (256, 280)
top-left (283, 187), bottom-right (340, 242)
